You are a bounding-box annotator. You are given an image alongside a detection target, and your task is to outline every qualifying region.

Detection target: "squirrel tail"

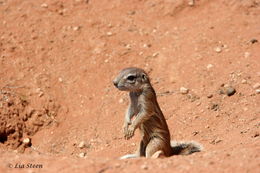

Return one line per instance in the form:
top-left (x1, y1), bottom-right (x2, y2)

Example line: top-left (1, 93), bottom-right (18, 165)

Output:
top-left (170, 140), bottom-right (203, 155)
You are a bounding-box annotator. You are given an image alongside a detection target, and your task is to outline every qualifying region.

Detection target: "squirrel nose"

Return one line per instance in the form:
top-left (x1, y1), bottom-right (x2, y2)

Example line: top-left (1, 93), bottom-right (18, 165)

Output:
top-left (113, 80), bottom-right (118, 87)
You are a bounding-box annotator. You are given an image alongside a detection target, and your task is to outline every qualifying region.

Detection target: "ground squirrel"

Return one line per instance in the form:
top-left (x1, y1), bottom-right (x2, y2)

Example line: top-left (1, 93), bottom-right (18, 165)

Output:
top-left (113, 67), bottom-right (202, 159)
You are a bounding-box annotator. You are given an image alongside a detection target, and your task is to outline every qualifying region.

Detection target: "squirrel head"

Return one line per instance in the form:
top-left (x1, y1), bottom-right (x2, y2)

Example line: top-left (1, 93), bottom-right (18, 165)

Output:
top-left (113, 67), bottom-right (150, 92)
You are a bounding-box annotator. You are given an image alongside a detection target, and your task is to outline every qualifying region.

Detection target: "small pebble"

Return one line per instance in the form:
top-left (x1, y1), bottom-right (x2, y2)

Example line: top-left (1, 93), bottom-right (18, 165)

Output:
top-left (36, 88), bottom-right (44, 97)
top-left (78, 141), bottom-right (86, 149)
top-left (224, 84), bottom-right (230, 88)
top-left (244, 52), bottom-right (251, 58)
top-left (36, 88), bottom-right (41, 93)
top-left (125, 44), bottom-right (131, 50)
top-left (253, 83), bottom-right (260, 89)
top-left (38, 92), bottom-right (44, 97)
top-left (209, 103), bottom-right (219, 111)
top-left (119, 98), bottom-right (124, 103)
top-left (79, 152), bottom-right (86, 158)
top-left (226, 87), bottom-right (236, 96)
top-left (127, 11), bottom-right (136, 15)
top-left (143, 43), bottom-right (152, 48)
top-left (219, 85), bottom-right (236, 96)
top-left (243, 107), bottom-right (248, 111)
top-left (256, 89), bottom-right (260, 94)
top-left (241, 79), bottom-right (247, 84)
top-left (22, 137), bottom-right (31, 146)
top-left (180, 87), bottom-right (189, 94)
top-left (210, 138), bottom-right (222, 144)
top-left (252, 132), bottom-right (259, 138)
top-left (107, 23), bottom-right (113, 28)
top-left (141, 164), bottom-right (148, 170)
top-left (250, 39), bottom-right (258, 44)
top-left (207, 64), bottom-right (213, 69)
top-left (106, 32), bottom-right (113, 36)
top-left (214, 47), bottom-right (222, 53)
top-left (152, 52), bottom-right (159, 57)
top-left (207, 94), bottom-right (213, 98)
top-left (73, 26), bottom-right (80, 31)
top-left (41, 3), bottom-right (48, 8)
top-left (192, 131), bottom-right (199, 136)
top-left (188, 0), bottom-right (194, 6)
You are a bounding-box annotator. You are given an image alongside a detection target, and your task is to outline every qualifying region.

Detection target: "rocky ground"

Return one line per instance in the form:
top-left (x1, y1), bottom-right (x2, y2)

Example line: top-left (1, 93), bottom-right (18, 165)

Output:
top-left (0, 0), bottom-right (259, 172)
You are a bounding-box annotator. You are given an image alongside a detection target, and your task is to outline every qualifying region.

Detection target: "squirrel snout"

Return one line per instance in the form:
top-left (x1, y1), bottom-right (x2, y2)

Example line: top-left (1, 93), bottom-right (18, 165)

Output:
top-left (113, 80), bottom-right (118, 88)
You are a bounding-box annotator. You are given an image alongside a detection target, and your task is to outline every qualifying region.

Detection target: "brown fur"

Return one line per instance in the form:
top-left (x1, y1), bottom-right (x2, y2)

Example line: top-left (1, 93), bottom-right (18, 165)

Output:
top-left (113, 67), bottom-right (202, 159)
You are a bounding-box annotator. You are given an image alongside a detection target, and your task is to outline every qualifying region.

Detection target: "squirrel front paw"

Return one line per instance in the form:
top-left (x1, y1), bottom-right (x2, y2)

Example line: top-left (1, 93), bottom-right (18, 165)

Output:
top-left (124, 125), bottom-right (135, 140)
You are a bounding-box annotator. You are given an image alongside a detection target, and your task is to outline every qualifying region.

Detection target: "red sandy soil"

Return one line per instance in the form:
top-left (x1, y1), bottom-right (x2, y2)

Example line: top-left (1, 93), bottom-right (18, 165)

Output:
top-left (0, 0), bottom-right (259, 172)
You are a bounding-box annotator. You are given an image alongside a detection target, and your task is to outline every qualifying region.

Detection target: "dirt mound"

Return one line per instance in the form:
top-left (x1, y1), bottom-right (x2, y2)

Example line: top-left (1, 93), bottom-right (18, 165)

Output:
top-left (0, 89), bottom-right (59, 151)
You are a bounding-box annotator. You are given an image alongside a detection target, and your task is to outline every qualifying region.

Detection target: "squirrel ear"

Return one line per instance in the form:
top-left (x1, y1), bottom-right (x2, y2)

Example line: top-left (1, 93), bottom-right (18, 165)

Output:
top-left (141, 73), bottom-right (148, 82)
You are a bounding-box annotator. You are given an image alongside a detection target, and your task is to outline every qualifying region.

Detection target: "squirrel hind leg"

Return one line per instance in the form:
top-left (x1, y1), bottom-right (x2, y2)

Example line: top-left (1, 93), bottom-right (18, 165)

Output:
top-left (151, 150), bottom-right (165, 159)
top-left (170, 141), bottom-right (203, 155)
top-left (145, 137), bottom-right (172, 158)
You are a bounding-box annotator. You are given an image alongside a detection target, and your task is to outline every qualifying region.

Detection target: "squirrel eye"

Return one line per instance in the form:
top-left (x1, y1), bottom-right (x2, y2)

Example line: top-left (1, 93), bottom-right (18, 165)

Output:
top-left (127, 75), bottom-right (136, 81)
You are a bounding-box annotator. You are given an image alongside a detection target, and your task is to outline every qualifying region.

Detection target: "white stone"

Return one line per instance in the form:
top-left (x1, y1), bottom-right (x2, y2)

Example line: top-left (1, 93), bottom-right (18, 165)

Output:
top-left (253, 83), bottom-right (260, 89)
top-left (207, 64), bottom-right (213, 69)
top-left (79, 152), bottom-right (86, 158)
top-left (73, 26), bottom-right (80, 31)
top-left (152, 52), bottom-right (159, 57)
top-left (119, 98), bottom-right (124, 103)
top-left (180, 87), bottom-right (189, 94)
top-left (125, 44), bottom-right (131, 49)
top-left (214, 47), bottom-right (222, 53)
top-left (244, 52), bottom-right (251, 58)
top-left (23, 138), bottom-right (31, 144)
top-left (41, 3), bottom-right (48, 8)
top-left (106, 32), bottom-right (113, 36)
top-left (188, 0), bottom-right (194, 6)
top-left (241, 79), bottom-right (247, 84)
top-left (78, 141), bottom-right (86, 149)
